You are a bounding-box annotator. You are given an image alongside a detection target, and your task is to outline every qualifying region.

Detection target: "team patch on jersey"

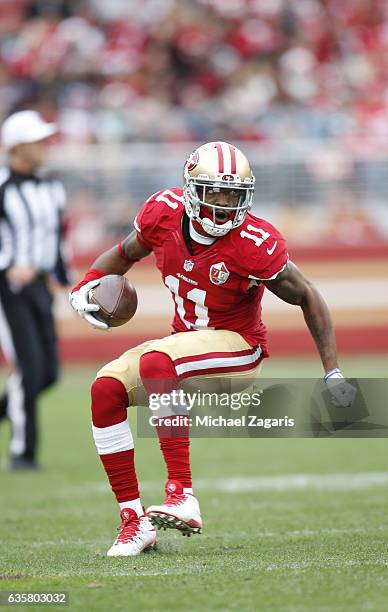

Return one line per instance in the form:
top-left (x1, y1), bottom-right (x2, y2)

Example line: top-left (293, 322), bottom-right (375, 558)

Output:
top-left (184, 259), bottom-right (194, 272)
top-left (209, 261), bottom-right (230, 285)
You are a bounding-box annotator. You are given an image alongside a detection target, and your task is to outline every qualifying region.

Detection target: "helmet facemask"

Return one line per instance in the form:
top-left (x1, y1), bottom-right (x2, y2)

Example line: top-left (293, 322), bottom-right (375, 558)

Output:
top-left (185, 179), bottom-right (253, 236)
top-left (183, 142), bottom-right (255, 237)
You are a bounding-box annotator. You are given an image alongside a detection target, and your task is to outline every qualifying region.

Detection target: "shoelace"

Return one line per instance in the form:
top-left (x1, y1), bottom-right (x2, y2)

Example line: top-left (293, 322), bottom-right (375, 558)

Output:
top-left (164, 492), bottom-right (187, 507)
top-left (116, 516), bottom-right (143, 544)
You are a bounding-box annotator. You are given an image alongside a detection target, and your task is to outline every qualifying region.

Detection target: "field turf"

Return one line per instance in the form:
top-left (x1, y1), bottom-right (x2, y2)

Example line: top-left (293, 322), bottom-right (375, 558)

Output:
top-left (1, 355), bottom-right (388, 611)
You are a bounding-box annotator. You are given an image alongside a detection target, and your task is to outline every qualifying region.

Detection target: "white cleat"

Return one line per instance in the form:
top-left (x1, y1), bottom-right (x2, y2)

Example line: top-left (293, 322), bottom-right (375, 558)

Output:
top-left (146, 479), bottom-right (202, 537)
top-left (107, 508), bottom-right (156, 556)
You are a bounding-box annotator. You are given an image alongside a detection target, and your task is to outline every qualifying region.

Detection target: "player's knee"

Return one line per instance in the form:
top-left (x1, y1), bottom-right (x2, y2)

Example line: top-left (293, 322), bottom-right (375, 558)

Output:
top-left (139, 351), bottom-right (178, 395)
top-left (91, 377), bottom-right (129, 428)
top-left (139, 351), bottom-right (176, 379)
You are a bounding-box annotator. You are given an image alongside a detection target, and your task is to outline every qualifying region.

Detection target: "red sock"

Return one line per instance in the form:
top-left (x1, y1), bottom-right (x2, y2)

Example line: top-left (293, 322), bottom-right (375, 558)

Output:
top-left (157, 438), bottom-right (192, 488)
top-left (139, 351), bottom-right (192, 488)
top-left (99, 449), bottom-right (139, 503)
top-left (91, 377), bottom-right (139, 502)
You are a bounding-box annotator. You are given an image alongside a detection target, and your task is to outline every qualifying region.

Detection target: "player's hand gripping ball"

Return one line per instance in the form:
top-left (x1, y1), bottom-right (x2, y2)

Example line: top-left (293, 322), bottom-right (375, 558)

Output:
top-left (88, 275), bottom-right (138, 328)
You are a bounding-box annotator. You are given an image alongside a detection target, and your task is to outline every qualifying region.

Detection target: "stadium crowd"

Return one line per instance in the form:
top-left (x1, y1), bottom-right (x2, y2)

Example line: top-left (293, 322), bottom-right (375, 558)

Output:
top-left (0, 0), bottom-right (387, 143)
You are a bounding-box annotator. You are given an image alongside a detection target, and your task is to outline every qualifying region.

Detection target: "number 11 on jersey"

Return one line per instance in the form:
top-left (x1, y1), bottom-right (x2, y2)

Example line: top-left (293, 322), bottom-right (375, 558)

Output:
top-left (165, 275), bottom-right (210, 329)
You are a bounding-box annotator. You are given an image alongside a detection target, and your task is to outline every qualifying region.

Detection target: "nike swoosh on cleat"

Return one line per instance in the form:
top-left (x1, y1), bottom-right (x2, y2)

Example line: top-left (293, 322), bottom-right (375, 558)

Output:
top-left (266, 241), bottom-right (278, 255)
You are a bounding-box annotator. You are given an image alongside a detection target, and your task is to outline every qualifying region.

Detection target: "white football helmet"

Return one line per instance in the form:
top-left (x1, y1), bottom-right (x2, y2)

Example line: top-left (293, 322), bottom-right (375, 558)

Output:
top-left (183, 141), bottom-right (255, 237)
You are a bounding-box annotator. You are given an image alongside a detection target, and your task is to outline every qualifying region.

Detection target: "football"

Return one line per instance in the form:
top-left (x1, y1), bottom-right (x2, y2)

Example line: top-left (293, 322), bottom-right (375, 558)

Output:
top-left (88, 274), bottom-right (138, 327)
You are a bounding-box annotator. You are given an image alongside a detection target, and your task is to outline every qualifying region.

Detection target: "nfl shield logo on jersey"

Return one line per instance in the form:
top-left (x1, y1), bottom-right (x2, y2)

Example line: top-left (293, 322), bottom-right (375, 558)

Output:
top-left (210, 261), bottom-right (230, 285)
top-left (184, 259), bottom-right (194, 272)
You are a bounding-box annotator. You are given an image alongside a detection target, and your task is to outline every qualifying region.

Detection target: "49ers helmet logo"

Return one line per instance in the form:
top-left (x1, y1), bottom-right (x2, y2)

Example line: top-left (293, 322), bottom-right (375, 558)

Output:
top-left (210, 261), bottom-right (230, 285)
top-left (185, 150), bottom-right (199, 172)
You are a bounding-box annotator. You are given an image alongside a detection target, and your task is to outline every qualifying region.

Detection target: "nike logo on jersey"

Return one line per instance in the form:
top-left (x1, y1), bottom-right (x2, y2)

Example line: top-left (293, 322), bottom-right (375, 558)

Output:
top-left (266, 241), bottom-right (278, 255)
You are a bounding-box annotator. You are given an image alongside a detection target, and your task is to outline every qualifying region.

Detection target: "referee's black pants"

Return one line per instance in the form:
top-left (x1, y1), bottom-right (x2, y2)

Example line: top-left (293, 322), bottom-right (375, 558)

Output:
top-left (0, 275), bottom-right (59, 460)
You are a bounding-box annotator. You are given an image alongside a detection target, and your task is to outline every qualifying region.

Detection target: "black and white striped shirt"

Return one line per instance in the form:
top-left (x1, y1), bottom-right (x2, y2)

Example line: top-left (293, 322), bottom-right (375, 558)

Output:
top-left (0, 167), bottom-right (69, 283)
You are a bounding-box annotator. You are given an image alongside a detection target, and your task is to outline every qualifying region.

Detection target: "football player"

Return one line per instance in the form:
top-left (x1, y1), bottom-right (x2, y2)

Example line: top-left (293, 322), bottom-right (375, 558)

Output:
top-left (70, 142), bottom-right (356, 556)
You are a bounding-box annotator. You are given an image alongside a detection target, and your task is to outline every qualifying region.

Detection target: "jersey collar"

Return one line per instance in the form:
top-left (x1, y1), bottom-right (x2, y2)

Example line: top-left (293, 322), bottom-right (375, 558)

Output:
top-left (189, 220), bottom-right (216, 245)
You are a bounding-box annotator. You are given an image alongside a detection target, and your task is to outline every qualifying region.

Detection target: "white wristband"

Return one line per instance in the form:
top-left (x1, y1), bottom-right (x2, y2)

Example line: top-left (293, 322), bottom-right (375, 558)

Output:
top-left (324, 368), bottom-right (344, 380)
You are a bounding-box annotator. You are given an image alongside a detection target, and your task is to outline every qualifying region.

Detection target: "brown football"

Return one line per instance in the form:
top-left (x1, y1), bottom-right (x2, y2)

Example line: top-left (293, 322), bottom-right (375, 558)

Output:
top-left (88, 275), bottom-right (138, 327)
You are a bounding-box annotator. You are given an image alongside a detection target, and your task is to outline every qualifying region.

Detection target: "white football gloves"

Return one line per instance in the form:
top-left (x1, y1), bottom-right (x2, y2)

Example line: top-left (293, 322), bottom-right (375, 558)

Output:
top-left (324, 368), bottom-right (357, 408)
top-left (69, 279), bottom-right (109, 331)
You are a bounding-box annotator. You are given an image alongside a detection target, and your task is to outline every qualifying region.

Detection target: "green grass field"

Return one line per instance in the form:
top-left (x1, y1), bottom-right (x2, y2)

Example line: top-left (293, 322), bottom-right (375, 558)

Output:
top-left (1, 355), bottom-right (388, 611)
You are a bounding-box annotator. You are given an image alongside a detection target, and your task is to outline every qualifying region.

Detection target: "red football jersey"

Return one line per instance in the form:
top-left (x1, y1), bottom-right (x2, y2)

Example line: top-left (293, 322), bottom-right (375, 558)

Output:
top-left (134, 188), bottom-right (289, 351)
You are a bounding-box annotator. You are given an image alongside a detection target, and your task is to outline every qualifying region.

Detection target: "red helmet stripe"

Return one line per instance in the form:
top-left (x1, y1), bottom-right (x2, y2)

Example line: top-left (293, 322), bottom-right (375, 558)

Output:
top-left (229, 145), bottom-right (237, 174)
top-left (216, 142), bottom-right (224, 173)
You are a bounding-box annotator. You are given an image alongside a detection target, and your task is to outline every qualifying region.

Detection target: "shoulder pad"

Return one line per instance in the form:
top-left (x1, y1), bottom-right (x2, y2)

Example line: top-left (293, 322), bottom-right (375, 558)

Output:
top-left (231, 215), bottom-right (289, 280)
top-left (146, 188), bottom-right (184, 210)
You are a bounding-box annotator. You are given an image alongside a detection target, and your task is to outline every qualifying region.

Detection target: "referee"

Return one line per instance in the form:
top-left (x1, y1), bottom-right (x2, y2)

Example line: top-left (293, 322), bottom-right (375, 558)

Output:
top-left (0, 110), bottom-right (70, 470)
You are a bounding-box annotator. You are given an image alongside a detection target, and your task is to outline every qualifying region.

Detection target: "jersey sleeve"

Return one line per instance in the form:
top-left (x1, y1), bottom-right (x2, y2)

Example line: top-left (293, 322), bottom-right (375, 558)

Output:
top-left (133, 193), bottom-right (163, 251)
top-left (133, 188), bottom-right (183, 251)
top-left (241, 221), bottom-right (289, 281)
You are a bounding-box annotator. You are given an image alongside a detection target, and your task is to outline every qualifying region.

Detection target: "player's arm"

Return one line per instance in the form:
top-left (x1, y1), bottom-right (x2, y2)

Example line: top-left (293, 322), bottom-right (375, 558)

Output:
top-left (91, 230), bottom-right (151, 276)
top-left (264, 260), bottom-right (357, 407)
top-left (69, 231), bottom-right (150, 329)
top-left (264, 261), bottom-right (338, 374)
top-left (72, 230), bottom-right (150, 291)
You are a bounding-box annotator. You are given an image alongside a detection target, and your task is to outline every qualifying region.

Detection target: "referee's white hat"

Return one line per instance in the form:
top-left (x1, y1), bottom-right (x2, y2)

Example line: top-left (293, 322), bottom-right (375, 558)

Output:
top-left (1, 110), bottom-right (58, 151)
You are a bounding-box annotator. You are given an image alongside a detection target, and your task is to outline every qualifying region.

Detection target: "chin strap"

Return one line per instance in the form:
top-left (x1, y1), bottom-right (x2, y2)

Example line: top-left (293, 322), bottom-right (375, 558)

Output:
top-left (200, 217), bottom-right (233, 237)
top-left (189, 220), bottom-right (217, 244)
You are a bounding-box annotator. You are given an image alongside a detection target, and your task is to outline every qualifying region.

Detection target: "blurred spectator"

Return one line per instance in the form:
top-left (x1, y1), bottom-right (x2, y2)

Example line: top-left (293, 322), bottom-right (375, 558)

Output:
top-left (0, 0), bottom-right (387, 143)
